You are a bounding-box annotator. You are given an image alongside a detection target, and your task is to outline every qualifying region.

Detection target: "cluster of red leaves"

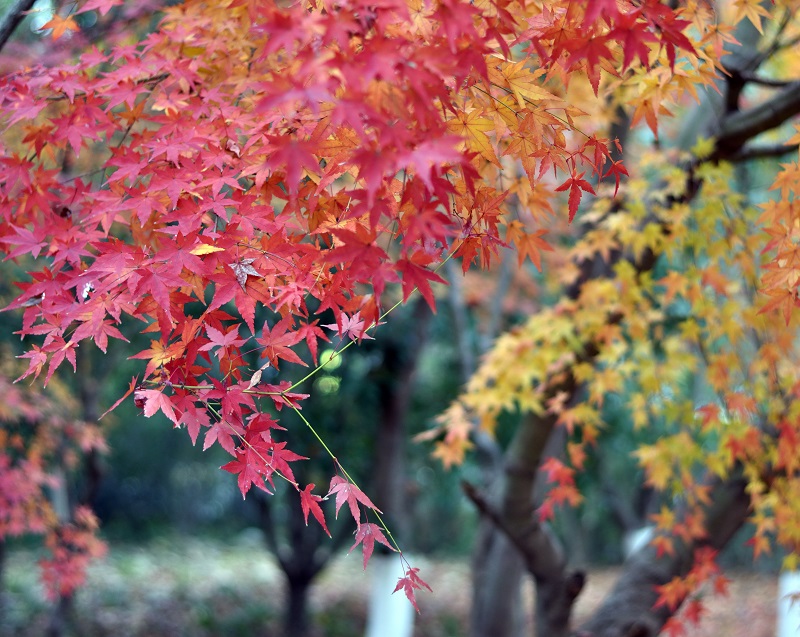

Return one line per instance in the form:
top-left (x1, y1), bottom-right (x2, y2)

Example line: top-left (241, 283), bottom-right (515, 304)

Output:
top-left (39, 506), bottom-right (107, 600)
top-left (655, 547), bottom-right (730, 637)
top-left (0, 0), bottom-right (700, 607)
top-left (520, 0), bottom-right (695, 94)
top-left (537, 456), bottom-right (581, 522)
top-left (0, 368), bottom-right (107, 599)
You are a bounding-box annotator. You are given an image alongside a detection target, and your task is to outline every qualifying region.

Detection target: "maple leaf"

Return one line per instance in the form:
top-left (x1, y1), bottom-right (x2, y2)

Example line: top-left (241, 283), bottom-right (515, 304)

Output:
top-left (177, 401), bottom-right (211, 446)
top-left (100, 376), bottom-right (138, 419)
top-left (505, 220), bottom-right (554, 271)
top-left (759, 287), bottom-right (797, 326)
top-left (563, 35), bottom-right (613, 95)
top-left (299, 483), bottom-right (330, 537)
top-left (222, 446), bottom-right (272, 497)
top-left (393, 567), bottom-right (432, 612)
top-left (231, 258), bottom-right (261, 291)
top-left (257, 316), bottom-right (306, 368)
top-left (655, 576), bottom-right (690, 611)
top-left (350, 522), bottom-right (395, 569)
top-left (555, 170), bottom-right (596, 222)
top-left (447, 110), bottom-right (500, 166)
top-left (602, 160), bottom-right (628, 197)
top-left (323, 311), bottom-right (376, 341)
top-left (130, 340), bottom-right (185, 378)
top-left (136, 389), bottom-right (180, 426)
top-left (328, 476), bottom-right (381, 525)
top-left (40, 14), bottom-right (80, 40)
top-left (15, 346), bottom-right (48, 383)
top-left (397, 253), bottom-right (447, 311)
top-left (682, 597), bottom-right (705, 625)
top-left (199, 325), bottom-right (247, 358)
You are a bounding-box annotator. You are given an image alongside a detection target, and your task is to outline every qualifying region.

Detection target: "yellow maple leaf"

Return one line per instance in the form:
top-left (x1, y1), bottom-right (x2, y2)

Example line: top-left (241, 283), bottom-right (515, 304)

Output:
top-left (489, 60), bottom-right (559, 110)
top-left (732, 0), bottom-right (771, 34)
top-left (691, 135), bottom-right (715, 160)
top-left (131, 340), bottom-right (185, 377)
top-left (447, 110), bottom-right (500, 166)
top-left (190, 244), bottom-right (225, 255)
top-left (432, 437), bottom-right (474, 469)
top-left (634, 444), bottom-right (673, 490)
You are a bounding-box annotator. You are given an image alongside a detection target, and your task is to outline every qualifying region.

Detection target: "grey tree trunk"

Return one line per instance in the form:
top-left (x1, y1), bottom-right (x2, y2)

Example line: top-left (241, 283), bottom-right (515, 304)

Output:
top-left (469, 514), bottom-right (526, 637)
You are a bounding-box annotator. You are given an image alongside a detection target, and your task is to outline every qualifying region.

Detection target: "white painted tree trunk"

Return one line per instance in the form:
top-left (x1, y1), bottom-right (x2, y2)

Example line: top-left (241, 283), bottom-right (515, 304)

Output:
top-left (777, 571), bottom-right (800, 637)
top-left (365, 554), bottom-right (415, 637)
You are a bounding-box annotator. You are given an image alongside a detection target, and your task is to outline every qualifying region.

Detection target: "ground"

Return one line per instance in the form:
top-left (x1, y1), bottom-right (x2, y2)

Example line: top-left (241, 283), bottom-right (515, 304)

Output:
top-left (0, 534), bottom-right (780, 636)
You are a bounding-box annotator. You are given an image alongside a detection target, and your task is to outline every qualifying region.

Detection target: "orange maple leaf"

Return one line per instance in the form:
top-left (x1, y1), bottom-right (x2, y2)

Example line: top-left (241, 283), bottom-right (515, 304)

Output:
top-left (40, 14), bottom-right (80, 40)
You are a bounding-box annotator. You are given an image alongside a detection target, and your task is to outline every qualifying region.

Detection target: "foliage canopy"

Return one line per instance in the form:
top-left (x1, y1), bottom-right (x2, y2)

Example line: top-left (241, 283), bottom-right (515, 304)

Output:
top-left (3, 0), bottom-right (800, 625)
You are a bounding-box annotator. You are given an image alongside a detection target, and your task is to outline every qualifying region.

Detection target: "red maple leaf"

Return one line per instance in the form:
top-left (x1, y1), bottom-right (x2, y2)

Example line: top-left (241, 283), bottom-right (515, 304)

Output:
top-left (257, 316), bottom-right (306, 368)
top-left (199, 325), bottom-right (247, 357)
top-left (396, 253), bottom-right (447, 311)
top-left (222, 447), bottom-right (272, 497)
top-left (350, 522), bottom-right (395, 569)
top-left (203, 420), bottom-right (244, 455)
top-left (555, 170), bottom-right (596, 222)
top-left (323, 311), bottom-right (376, 341)
top-left (327, 476), bottom-right (381, 525)
top-left (393, 567), bottom-right (432, 612)
top-left (299, 483), bottom-right (330, 536)
top-left (136, 389), bottom-right (179, 426)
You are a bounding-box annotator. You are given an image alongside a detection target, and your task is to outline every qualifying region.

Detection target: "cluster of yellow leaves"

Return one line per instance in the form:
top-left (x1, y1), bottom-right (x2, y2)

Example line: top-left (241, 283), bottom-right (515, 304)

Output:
top-left (435, 141), bottom-right (800, 566)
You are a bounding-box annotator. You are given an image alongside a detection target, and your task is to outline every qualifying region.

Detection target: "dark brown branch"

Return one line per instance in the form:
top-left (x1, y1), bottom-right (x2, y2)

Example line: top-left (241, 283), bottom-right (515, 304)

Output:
top-left (731, 143), bottom-right (800, 162)
top-left (0, 0), bottom-right (36, 54)
top-left (715, 81), bottom-right (800, 156)
top-left (739, 72), bottom-right (796, 88)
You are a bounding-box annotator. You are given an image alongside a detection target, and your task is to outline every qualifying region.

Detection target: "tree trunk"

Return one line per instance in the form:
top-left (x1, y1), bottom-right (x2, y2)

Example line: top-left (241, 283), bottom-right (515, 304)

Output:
top-left (469, 524), bottom-right (525, 637)
top-left (46, 594), bottom-right (73, 637)
top-left (0, 0), bottom-right (37, 53)
top-left (284, 574), bottom-right (313, 637)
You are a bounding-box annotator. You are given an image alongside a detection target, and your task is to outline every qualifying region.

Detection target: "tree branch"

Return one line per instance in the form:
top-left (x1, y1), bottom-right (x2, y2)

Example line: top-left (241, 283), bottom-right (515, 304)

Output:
top-left (714, 80), bottom-right (800, 156)
top-left (730, 143), bottom-right (799, 162)
top-left (580, 467), bottom-right (751, 637)
top-left (739, 72), bottom-right (795, 88)
top-left (0, 0), bottom-right (36, 54)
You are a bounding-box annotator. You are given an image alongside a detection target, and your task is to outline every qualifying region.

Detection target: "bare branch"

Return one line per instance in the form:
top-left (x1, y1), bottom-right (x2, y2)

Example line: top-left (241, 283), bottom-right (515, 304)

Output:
top-left (715, 81), bottom-right (800, 156)
top-left (739, 72), bottom-right (796, 88)
top-left (731, 143), bottom-right (799, 162)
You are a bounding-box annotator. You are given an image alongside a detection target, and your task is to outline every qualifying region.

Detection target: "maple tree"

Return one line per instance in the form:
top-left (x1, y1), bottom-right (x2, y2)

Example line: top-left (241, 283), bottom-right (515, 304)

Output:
top-left (426, 5), bottom-right (800, 637)
top-left (2, 0), bottom-right (800, 633)
top-left (0, 351), bottom-right (106, 602)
